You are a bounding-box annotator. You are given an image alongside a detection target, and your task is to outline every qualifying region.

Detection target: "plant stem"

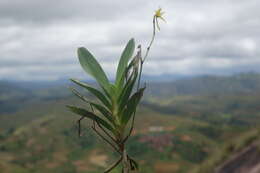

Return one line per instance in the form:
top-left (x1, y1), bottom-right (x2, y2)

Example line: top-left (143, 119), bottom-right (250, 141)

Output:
top-left (143, 16), bottom-right (156, 63)
top-left (118, 143), bottom-right (130, 173)
top-left (122, 149), bottom-right (130, 173)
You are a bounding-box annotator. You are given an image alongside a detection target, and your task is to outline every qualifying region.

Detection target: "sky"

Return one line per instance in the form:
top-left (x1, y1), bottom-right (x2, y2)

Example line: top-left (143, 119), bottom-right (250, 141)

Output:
top-left (0, 0), bottom-right (259, 81)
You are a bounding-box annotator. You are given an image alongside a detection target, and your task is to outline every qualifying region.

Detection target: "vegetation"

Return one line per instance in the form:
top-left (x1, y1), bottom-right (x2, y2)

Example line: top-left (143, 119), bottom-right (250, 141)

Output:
top-left (1, 73), bottom-right (260, 172)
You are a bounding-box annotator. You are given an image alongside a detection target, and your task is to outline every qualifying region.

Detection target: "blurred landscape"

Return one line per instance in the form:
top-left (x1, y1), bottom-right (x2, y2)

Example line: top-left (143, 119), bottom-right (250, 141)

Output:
top-left (1, 72), bottom-right (260, 173)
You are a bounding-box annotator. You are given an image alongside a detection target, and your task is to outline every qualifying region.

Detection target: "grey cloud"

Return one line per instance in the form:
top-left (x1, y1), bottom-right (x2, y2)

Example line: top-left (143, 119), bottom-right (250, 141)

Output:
top-left (0, 0), bottom-right (260, 81)
top-left (0, 0), bottom-right (145, 25)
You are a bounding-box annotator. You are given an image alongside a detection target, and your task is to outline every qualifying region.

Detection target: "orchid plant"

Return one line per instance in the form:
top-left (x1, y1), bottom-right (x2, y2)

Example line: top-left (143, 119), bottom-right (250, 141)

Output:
top-left (67, 8), bottom-right (165, 173)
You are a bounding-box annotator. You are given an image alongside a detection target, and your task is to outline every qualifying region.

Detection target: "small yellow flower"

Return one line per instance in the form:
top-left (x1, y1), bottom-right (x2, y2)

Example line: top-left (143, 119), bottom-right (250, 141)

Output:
top-left (154, 8), bottom-right (166, 21)
top-left (154, 8), bottom-right (166, 31)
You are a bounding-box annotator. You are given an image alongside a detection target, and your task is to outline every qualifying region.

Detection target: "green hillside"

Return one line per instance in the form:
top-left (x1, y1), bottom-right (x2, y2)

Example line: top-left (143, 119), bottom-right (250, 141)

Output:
top-left (1, 73), bottom-right (260, 173)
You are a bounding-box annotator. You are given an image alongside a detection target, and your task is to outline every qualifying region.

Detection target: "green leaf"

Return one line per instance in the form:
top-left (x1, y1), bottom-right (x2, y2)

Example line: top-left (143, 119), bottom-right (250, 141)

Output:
top-left (115, 38), bottom-right (135, 87)
top-left (116, 56), bottom-right (138, 97)
top-left (77, 47), bottom-right (111, 93)
top-left (91, 103), bottom-right (114, 125)
top-left (70, 78), bottom-right (111, 110)
top-left (121, 87), bottom-right (145, 125)
top-left (69, 87), bottom-right (114, 124)
top-left (66, 105), bottom-right (114, 132)
top-left (118, 68), bottom-right (138, 112)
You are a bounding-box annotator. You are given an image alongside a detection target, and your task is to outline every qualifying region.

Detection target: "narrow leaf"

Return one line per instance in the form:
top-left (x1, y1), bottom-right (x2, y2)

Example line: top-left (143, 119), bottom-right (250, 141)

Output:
top-left (91, 103), bottom-right (114, 125)
top-left (116, 55), bottom-right (138, 96)
top-left (69, 87), bottom-right (114, 124)
top-left (77, 47), bottom-right (111, 93)
top-left (115, 39), bottom-right (135, 87)
top-left (118, 68), bottom-right (138, 112)
top-left (121, 87), bottom-right (145, 124)
top-left (70, 78), bottom-right (111, 110)
top-left (66, 105), bottom-right (114, 132)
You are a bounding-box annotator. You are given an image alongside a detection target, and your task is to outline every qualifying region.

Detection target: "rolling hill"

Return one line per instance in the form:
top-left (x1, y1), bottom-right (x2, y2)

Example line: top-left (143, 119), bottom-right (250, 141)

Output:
top-left (1, 72), bottom-right (260, 173)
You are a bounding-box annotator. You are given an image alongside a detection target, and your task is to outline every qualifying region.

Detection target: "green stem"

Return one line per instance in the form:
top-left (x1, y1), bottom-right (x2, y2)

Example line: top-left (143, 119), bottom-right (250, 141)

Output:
top-left (137, 16), bottom-right (156, 89)
top-left (142, 16), bottom-right (156, 63)
top-left (122, 149), bottom-right (130, 173)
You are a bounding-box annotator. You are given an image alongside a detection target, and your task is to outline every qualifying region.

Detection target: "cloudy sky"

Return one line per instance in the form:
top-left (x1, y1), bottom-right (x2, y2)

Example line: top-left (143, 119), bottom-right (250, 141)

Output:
top-left (0, 0), bottom-right (259, 81)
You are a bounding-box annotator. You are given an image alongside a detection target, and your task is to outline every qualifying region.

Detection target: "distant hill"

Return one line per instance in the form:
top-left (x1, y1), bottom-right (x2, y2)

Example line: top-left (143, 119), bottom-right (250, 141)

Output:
top-left (0, 81), bottom-right (71, 114)
top-left (0, 81), bottom-right (32, 113)
top-left (146, 72), bottom-right (260, 98)
top-left (2, 72), bottom-right (260, 113)
top-left (3, 72), bottom-right (260, 98)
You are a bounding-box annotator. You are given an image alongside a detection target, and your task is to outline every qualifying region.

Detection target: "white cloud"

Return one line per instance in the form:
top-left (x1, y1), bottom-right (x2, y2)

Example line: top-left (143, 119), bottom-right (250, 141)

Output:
top-left (0, 0), bottom-right (259, 81)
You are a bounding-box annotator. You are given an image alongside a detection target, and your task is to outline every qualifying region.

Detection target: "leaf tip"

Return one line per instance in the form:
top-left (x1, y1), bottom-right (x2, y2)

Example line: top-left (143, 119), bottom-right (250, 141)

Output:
top-left (77, 47), bottom-right (85, 51)
top-left (70, 78), bottom-right (78, 83)
top-left (66, 105), bottom-right (72, 109)
top-left (130, 38), bottom-right (135, 45)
